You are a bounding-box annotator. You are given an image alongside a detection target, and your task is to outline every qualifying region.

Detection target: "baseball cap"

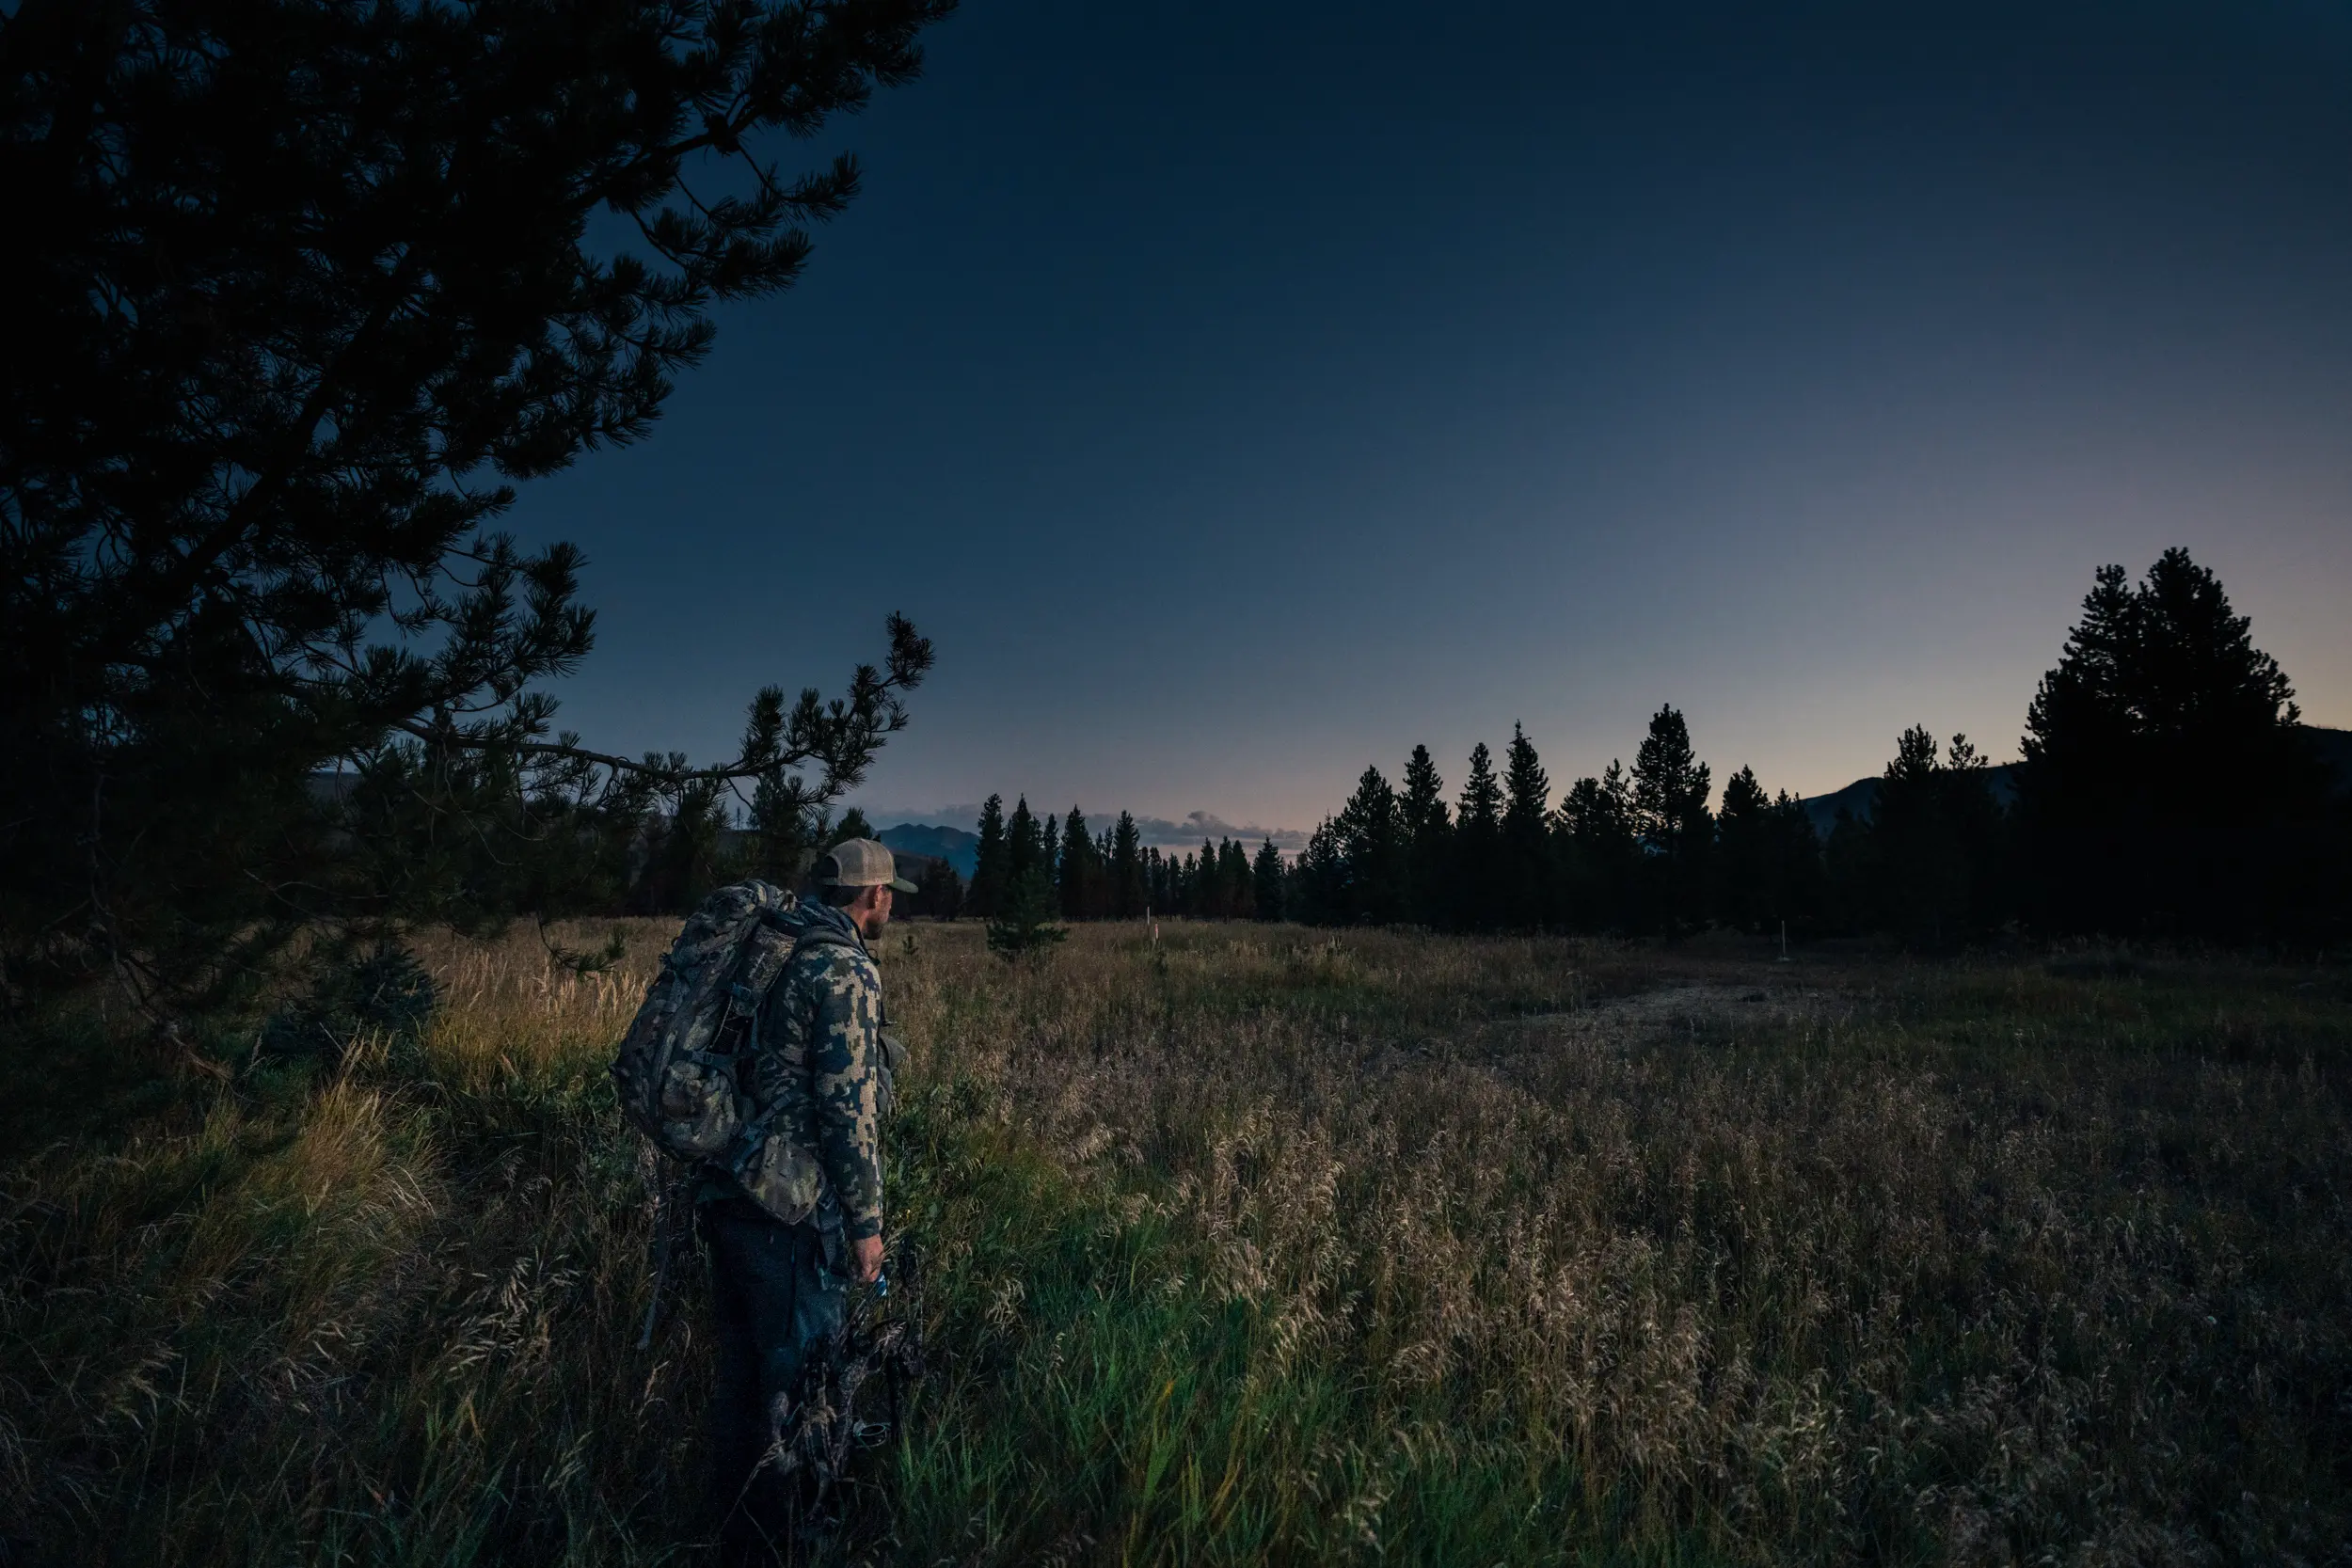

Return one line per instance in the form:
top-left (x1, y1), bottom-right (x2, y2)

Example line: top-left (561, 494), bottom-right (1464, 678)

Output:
top-left (818, 837), bottom-right (918, 894)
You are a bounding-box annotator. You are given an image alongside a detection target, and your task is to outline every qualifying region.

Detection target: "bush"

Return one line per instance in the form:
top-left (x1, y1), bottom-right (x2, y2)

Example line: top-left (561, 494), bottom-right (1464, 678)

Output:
top-left (259, 941), bottom-right (440, 1062)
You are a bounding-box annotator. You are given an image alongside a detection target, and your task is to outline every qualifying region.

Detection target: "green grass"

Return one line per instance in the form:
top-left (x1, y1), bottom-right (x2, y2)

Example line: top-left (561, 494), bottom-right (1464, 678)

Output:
top-left (4, 924), bottom-right (2348, 1564)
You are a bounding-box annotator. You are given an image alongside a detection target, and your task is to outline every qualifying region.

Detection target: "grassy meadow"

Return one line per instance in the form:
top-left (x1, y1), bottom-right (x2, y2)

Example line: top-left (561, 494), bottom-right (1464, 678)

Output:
top-left (4, 921), bottom-right (2349, 1565)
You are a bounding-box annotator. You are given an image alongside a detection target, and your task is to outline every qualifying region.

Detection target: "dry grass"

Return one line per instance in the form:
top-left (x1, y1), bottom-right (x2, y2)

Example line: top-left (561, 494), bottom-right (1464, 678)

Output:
top-left (4, 921), bottom-right (2348, 1565)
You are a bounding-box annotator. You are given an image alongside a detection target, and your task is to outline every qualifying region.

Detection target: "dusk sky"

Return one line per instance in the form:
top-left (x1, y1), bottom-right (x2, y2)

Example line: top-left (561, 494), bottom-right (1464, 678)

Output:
top-left (504, 0), bottom-right (2352, 843)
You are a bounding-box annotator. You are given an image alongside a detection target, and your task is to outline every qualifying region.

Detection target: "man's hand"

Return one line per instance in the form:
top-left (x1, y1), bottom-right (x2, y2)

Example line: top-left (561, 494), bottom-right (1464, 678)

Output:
top-left (849, 1233), bottom-right (883, 1284)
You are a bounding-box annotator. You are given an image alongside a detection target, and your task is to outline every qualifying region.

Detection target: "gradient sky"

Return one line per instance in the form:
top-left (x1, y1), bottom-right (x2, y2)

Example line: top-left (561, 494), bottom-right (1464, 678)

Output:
top-left (503, 0), bottom-right (2352, 841)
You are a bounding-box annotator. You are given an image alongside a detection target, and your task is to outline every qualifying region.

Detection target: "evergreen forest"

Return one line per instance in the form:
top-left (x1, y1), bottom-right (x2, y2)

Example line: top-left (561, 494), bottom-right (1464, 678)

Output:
top-left (956, 550), bottom-right (2352, 947)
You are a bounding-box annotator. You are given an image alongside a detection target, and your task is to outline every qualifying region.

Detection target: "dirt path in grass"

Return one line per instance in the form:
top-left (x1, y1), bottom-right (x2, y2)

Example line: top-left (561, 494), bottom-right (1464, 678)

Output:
top-left (1352, 975), bottom-right (1856, 1088)
top-left (1514, 978), bottom-right (1850, 1036)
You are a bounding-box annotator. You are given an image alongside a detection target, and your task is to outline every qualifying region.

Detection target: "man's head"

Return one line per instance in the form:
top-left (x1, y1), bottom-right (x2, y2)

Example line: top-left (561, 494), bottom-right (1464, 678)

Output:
top-left (815, 837), bottom-right (917, 939)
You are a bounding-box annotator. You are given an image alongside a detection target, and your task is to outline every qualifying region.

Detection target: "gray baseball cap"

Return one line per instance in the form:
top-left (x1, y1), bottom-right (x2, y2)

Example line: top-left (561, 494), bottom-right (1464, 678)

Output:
top-left (818, 837), bottom-right (917, 894)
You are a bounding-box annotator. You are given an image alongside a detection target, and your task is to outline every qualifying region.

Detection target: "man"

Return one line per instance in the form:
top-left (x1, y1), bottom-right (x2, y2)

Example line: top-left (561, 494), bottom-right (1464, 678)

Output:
top-left (700, 837), bottom-right (914, 1557)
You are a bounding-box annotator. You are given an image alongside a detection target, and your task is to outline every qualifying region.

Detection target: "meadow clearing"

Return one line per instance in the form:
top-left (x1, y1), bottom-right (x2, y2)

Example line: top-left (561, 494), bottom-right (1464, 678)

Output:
top-left (4, 920), bottom-right (2348, 1565)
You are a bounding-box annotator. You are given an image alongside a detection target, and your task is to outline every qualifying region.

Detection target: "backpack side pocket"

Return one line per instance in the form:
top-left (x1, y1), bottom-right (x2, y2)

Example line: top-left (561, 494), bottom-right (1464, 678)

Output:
top-left (736, 1132), bottom-right (825, 1226)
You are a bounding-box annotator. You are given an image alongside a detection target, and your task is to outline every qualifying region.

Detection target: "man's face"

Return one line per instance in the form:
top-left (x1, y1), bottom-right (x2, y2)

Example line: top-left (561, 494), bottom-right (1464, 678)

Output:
top-left (854, 884), bottom-right (892, 939)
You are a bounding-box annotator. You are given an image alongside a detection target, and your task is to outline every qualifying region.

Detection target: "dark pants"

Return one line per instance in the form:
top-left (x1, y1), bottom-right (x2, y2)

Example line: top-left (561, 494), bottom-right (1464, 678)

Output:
top-left (699, 1194), bottom-right (847, 1559)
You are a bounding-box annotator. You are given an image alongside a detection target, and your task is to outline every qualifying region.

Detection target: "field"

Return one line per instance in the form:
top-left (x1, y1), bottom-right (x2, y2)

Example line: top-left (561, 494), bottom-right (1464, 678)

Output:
top-left (5, 921), bottom-right (2350, 1565)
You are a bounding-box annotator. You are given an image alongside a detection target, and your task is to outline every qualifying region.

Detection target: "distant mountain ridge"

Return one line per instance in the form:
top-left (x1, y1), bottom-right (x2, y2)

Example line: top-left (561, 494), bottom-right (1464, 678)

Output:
top-left (1796, 724), bottom-right (2352, 839)
top-left (878, 822), bottom-right (979, 878)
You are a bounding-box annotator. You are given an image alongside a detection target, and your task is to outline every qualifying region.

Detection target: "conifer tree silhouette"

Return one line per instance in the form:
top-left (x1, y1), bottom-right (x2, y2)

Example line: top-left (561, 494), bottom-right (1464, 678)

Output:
top-left (914, 859), bottom-right (963, 920)
top-left (1400, 744), bottom-right (1453, 927)
top-left (1716, 766), bottom-right (1774, 933)
top-left (1252, 838), bottom-right (1287, 922)
top-left (1766, 787), bottom-right (1829, 938)
top-left (1295, 818), bottom-right (1348, 926)
top-left (1007, 799), bottom-right (1042, 887)
top-left (1502, 723), bottom-right (1553, 927)
top-left (1110, 813), bottom-right (1146, 918)
top-left (986, 862), bottom-right (1066, 960)
top-left (1338, 768), bottom-right (1406, 925)
top-left (1454, 743), bottom-right (1504, 929)
top-left (2019, 549), bottom-right (2332, 938)
top-left (1215, 839), bottom-right (1252, 920)
top-left (1866, 728), bottom-right (1990, 947)
top-left (1558, 761), bottom-right (1641, 934)
top-left (1633, 705), bottom-right (1713, 934)
top-left (967, 795), bottom-right (1010, 919)
top-left (1057, 808), bottom-right (1096, 920)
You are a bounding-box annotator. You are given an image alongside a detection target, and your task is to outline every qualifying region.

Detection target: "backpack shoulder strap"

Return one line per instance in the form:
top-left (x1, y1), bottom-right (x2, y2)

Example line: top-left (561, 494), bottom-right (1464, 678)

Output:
top-left (729, 924), bottom-right (802, 1016)
top-left (730, 913), bottom-right (864, 1031)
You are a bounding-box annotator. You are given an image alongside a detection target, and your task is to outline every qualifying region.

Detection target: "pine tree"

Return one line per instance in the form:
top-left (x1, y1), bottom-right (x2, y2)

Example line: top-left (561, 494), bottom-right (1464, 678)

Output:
top-left (1716, 766), bottom-right (1773, 932)
top-left (1293, 818), bottom-right (1348, 926)
top-left (1252, 838), bottom-right (1286, 922)
top-left (2018, 549), bottom-right (2333, 939)
top-left (967, 795), bottom-right (1009, 919)
top-left (1454, 743), bottom-right (1504, 929)
top-left (1557, 761), bottom-right (1640, 933)
top-left (832, 807), bottom-right (876, 845)
top-left (1501, 723), bottom-right (1553, 928)
top-left (1110, 812), bottom-right (1146, 918)
top-left (986, 861), bottom-right (1067, 961)
top-left (1338, 767), bottom-right (1406, 924)
top-left (1092, 828), bottom-right (1113, 917)
top-left (1191, 840), bottom-right (1220, 919)
top-left (1220, 838), bottom-right (1255, 919)
top-left (914, 860), bottom-right (963, 920)
top-left (0, 0), bottom-right (949, 1019)
top-left (1633, 705), bottom-right (1714, 934)
top-left (1400, 744), bottom-right (1453, 927)
top-left (1822, 806), bottom-right (1873, 934)
top-left (1769, 788), bottom-right (1828, 937)
top-left (1008, 798), bottom-right (1042, 888)
top-left (1058, 807), bottom-right (1096, 920)
top-left (1857, 729), bottom-right (2007, 946)
top-left (629, 777), bottom-right (735, 914)
top-left (1868, 727), bottom-right (1968, 946)
top-left (1713, 766), bottom-right (1828, 941)
top-left (1460, 744), bottom-right (1503, 833)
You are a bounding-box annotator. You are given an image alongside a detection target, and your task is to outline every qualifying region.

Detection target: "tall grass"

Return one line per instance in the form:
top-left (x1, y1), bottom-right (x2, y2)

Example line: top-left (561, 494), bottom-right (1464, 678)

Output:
top-left (4, 924), bottom-right (2347, 1564)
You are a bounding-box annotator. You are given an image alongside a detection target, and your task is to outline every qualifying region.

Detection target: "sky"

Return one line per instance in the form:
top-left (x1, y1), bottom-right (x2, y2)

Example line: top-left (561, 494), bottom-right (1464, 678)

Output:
top-left (503, 0), bottom-right (2352, 844)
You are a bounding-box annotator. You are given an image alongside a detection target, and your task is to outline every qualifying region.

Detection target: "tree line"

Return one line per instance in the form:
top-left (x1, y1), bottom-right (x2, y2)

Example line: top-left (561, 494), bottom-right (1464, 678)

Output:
top-left (937, 551), bottom-right (2348, 947)
top-left (1280, 550), bottom-right (2350, 945)
top-left (390, 546), bottom-right (2352, 954)
top-left (945, 798), bottom-right (1285, 927)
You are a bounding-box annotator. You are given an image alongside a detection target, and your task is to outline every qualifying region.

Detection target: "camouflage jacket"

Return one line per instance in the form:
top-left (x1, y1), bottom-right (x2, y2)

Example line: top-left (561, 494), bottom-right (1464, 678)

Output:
top-left (743, 902), bottom-right (889, 1240)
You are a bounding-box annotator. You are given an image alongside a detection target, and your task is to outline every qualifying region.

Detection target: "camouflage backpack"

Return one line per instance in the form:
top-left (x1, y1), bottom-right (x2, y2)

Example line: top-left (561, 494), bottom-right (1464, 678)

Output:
top-left (612, 879), bottom-right (857, 1224)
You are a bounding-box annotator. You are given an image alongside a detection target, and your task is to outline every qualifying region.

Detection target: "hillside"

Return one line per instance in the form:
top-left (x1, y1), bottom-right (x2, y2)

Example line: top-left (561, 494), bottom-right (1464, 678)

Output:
top-left (878, 821), bottom-right (979, 878)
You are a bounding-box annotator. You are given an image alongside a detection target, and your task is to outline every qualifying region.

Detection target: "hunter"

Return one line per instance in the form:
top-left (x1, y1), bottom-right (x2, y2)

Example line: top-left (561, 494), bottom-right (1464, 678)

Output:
top-left (701, 837), bottom-right (914, 1557)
